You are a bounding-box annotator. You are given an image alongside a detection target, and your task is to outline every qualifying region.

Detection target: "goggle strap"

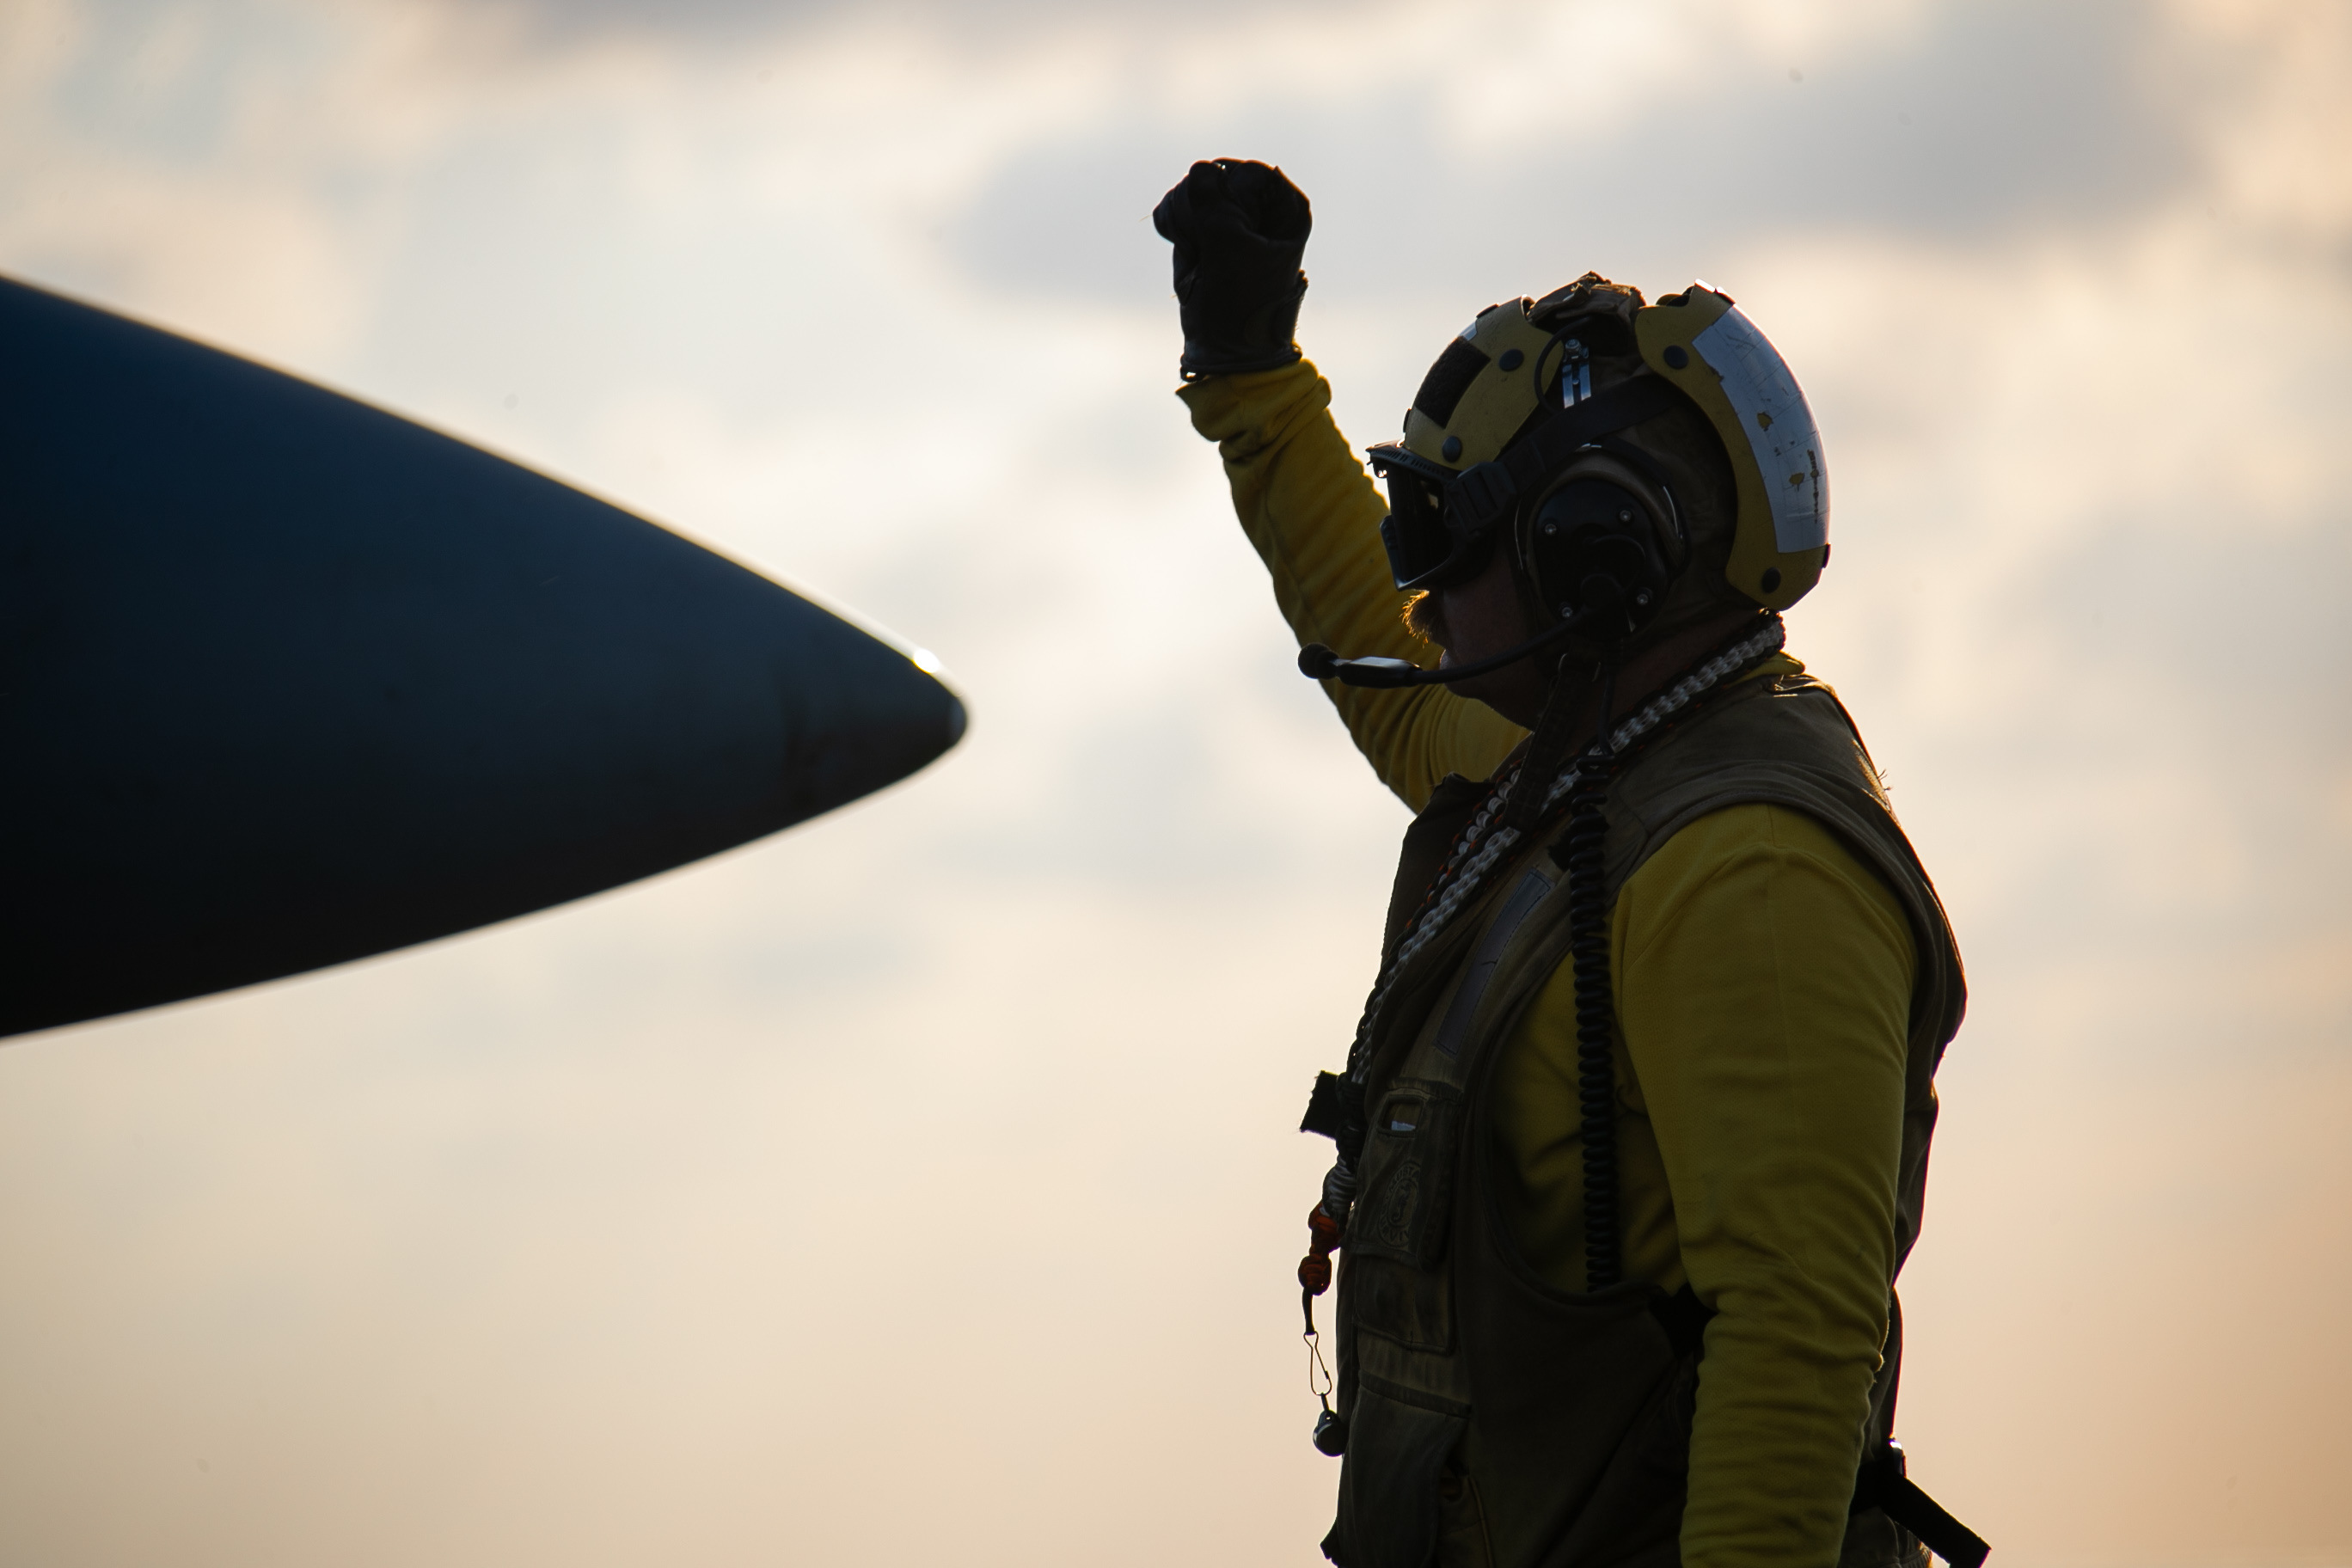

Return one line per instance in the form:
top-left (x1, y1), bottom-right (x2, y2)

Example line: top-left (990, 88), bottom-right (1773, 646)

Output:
top-left (1444, 374), bottom-right (1683, 536)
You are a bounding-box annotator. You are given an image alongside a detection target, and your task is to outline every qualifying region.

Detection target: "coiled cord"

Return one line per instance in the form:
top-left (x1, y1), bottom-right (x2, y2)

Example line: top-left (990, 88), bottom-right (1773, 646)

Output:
top-left (1562, 733), bottom-right (1623, 1291)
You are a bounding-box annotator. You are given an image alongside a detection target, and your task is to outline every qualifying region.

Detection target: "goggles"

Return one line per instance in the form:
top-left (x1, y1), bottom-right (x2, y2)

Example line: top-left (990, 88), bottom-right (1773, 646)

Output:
top-left (1366, 441), bottom-right (1491, 591)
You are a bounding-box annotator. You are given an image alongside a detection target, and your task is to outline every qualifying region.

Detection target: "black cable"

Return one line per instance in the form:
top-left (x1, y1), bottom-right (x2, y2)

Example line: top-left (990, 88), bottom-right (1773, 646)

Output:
top-left (1530, 322), bottom-right (1578, 403)
top-left (1297, 607), bottom-right (1585, 689)
top-left (1564, 660), bottom-right (1624, 1290)
top-left (1499, 654), bottom-right (1583, 839)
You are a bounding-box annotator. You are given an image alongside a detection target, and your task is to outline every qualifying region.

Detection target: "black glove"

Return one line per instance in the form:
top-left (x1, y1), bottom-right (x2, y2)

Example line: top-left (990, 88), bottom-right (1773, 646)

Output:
top-left (1151, 158), bottom-right (1311, 379)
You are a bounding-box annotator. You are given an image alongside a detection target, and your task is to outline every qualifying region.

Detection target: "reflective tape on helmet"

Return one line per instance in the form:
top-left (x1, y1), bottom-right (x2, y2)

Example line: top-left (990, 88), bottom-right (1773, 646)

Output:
top-left (1690, 307), bottom-right (1828, 552)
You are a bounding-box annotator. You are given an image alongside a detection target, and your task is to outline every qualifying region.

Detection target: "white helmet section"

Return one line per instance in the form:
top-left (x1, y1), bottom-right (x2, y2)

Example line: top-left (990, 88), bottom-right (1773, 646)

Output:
top-left (1689, 306), bottom-right (1828, 553)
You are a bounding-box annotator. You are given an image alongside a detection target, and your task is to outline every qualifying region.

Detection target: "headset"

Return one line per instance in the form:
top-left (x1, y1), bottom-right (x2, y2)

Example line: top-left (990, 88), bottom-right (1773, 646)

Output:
top-left (1299, 278), bottom-right (1823, 688)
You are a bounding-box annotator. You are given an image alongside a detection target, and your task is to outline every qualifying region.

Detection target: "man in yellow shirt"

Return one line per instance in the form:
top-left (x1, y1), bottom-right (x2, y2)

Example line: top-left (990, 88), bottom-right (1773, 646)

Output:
top-left (1152, 160), bottom-right (1985, 1568)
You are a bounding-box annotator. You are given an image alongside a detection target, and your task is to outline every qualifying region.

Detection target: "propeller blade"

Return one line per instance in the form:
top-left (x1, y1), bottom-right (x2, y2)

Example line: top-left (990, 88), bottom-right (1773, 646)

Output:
top-left (0, 275), bottom-right (965, 1038)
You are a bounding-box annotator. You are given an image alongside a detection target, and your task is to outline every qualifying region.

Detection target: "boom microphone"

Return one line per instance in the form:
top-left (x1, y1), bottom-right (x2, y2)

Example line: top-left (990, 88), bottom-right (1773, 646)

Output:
top-left (1297, 611), bottom-right (1586, 689)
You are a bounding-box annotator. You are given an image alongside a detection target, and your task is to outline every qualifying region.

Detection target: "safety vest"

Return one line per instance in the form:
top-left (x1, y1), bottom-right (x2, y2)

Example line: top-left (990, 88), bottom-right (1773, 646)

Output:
top-left (1323, 672), bottom-right (1967, 1568)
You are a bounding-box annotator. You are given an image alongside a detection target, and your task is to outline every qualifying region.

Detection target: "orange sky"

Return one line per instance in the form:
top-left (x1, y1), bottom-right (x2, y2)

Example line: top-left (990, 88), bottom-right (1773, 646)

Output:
top-left (2, 1), bottom-right (2347, 1563)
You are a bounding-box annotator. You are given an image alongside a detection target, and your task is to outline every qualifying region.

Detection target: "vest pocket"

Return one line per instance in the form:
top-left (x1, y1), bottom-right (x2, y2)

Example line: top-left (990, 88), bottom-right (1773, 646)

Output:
top-left (1323, 1375), bottom-right (1467, 1568)
top-left (1346, 1079), bottom-right (1462, 1352)
top-left (1348, 1079), bottom-right (1462, 1269)
top-left (1346, 1252), bottom-right (1453, 1352)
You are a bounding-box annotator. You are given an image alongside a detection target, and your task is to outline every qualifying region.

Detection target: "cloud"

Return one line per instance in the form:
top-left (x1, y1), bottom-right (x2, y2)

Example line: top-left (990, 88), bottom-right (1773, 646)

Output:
top-left (3, 1), bottom-right (2349, 1563)
top-left (945, 0), bottom-right (2205, 314)
top-left (450, 0), bottom-right (1363, 49)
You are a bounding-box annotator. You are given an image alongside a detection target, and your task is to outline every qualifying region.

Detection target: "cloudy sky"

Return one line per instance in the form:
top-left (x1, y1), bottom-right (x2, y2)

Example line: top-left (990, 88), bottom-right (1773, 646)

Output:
top-left (3, 1), bottom-right (2348, 1564)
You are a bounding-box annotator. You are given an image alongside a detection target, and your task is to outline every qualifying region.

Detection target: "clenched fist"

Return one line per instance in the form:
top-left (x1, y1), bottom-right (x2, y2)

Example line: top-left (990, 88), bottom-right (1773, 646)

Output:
top-left (1151, 159), bottom-right (1312, 378)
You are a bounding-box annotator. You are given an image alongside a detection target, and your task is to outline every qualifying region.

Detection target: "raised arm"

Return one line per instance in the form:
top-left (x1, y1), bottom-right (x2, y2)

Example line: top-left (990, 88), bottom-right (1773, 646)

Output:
top-left (1153, 159), bottom-right (1521, 812)
top-left (1179, 363), bottom-right (1522, 811)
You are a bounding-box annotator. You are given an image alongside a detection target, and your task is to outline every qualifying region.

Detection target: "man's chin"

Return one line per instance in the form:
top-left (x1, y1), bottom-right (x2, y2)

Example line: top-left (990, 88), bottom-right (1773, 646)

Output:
top-left (1436, 646), bottom-right (1502, 682)
top-left (1436, 656), bottom-right (1509, 713)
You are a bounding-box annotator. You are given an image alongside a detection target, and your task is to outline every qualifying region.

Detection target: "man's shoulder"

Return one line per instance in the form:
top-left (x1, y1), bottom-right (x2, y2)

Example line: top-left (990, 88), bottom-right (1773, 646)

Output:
top-left (1599, 667), bottom-right (1905, 897)
top-left (1620, 671), bottom-right (1879, 813)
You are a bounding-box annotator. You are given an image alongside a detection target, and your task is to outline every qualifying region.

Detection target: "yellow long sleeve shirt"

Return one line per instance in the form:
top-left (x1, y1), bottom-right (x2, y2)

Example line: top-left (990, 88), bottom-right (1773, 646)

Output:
top-left (1181, 361), bottom-right (1914, 1568)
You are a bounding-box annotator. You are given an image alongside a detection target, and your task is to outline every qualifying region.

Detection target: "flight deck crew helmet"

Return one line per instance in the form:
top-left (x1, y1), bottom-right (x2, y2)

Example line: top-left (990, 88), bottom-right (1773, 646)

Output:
top-left (1366, 274), bottom-right (1828, 644)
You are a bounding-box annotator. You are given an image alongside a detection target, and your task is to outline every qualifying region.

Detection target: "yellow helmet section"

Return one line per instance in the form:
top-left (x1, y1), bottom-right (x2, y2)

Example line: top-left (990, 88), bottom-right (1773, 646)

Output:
top-left (1388, 280), bottom-right (1831, 613)
top-left (1400, 298), bottom-right (1559, 471)
top-left (1633, 285), bottom-right (1828, 611)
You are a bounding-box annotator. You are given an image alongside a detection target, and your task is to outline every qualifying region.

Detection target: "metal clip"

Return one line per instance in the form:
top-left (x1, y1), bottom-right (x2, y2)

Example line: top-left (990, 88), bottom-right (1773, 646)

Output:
top-left (1562, 337), bottom-right (1593, 406)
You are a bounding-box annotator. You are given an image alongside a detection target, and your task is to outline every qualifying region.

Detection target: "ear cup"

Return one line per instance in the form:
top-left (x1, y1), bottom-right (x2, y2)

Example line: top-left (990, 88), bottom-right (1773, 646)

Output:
top-left (1523, 477), bottom-right (1675, 643)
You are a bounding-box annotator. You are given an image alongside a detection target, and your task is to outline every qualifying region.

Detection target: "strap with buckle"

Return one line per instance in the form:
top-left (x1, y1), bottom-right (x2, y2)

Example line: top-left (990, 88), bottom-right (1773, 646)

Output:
top-left (1850, 1440), bottom-right (1991, 1568)
top-left (1443, 374), bottom-right (1683, 535)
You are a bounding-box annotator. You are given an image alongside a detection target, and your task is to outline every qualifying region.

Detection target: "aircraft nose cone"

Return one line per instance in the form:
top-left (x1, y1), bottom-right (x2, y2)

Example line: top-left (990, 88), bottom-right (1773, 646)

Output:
top-left (0, 274), bottom-right (966, 1038)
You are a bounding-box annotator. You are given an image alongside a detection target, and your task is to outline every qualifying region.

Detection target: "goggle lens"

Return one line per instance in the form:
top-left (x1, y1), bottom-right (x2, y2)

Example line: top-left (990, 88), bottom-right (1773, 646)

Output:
top-left (1371, 444), bottom-right (1497, 591)
top-left (1378, 473), bottom-right (1458, 590)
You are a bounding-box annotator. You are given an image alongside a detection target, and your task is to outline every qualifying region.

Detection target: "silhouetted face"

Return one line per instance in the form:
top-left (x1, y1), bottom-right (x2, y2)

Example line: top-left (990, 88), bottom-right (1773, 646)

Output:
top-left (1427, 543), bottom-right (1548, 728)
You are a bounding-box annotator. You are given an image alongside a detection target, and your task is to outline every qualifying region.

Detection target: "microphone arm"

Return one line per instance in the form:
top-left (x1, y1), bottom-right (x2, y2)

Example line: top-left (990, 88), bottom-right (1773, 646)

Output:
top-left (1297, 612), bottom-right (1586, 689)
